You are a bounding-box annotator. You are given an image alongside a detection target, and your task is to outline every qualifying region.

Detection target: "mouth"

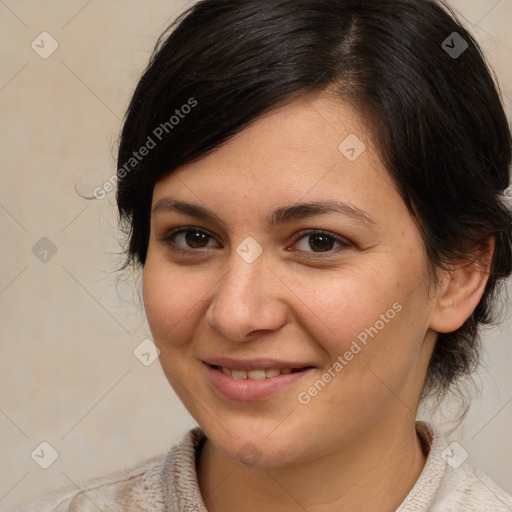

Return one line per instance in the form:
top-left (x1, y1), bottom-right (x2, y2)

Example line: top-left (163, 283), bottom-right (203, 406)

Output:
top-left (208, 364), bottom-right (309, 380)
top-left (203, 361), bottom-right (315, 401)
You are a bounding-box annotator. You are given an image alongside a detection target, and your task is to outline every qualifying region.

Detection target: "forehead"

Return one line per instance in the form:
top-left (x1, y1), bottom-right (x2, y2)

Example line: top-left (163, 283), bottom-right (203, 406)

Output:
top-left (151, 91), bottom-right (405, 228)
top-left (155, 92), bottom-right (380, 189)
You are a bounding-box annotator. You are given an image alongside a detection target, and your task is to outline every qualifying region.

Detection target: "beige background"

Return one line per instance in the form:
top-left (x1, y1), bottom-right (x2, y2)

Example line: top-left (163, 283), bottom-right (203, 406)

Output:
top-left (0, 1), bottom-right (511, 509)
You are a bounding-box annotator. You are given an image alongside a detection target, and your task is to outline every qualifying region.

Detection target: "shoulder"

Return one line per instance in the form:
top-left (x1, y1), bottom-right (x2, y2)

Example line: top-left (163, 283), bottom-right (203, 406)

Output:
top-left (398, 421), bottom-right (512, 512)
top-left (15, 427), bottom-right (207, 512)
top-left (435, 460), bottom-right (512, 511)
top-left (16, 453), bottom-right (167, 512)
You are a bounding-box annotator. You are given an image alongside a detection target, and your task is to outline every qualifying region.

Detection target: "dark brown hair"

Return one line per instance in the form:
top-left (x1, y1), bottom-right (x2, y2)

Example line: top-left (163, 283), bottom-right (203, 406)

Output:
top-left (116, 0), bottom-right (512, 400)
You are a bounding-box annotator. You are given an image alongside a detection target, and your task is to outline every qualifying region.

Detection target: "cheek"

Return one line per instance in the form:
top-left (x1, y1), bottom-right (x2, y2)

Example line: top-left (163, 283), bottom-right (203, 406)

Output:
top-left (306, 262), bottom-right (428, 378)
top-left (142, 257), bottom-right (204, 348)
top-left (302, 270), bottom-right (397, 346)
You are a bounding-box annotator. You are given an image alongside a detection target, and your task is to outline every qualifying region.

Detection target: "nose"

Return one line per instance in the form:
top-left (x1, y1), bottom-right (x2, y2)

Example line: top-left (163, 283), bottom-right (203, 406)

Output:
top-left (205, 250), bottom-right (288, 342)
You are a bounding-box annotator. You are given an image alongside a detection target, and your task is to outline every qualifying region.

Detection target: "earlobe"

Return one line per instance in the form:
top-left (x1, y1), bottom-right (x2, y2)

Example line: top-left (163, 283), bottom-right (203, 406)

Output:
top-left (429, 238), bottom-right (495, 333)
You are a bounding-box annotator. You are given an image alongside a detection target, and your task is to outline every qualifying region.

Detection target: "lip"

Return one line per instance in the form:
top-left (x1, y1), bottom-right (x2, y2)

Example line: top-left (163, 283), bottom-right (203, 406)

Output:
top-left (203, 361), bottom-right (315, 401)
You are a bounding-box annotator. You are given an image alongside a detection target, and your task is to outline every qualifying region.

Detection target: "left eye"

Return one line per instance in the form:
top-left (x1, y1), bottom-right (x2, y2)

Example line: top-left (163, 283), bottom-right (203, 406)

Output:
top-left (293, 230), bottom-right (350, 253)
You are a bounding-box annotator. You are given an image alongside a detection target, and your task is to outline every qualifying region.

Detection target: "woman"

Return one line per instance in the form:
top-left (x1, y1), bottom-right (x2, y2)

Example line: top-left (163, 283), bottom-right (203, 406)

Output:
top-left (19, 0), bottom-right (512, 510)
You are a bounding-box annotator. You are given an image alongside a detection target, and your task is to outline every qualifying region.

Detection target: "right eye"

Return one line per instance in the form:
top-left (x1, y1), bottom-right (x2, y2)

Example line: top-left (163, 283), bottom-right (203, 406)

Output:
top-left (160, 227), bottom-right (221, 253)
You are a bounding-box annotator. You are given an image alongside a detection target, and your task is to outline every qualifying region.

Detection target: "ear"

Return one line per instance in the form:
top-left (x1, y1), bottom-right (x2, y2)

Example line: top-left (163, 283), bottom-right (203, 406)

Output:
top-left (429, 238), bottom-right (495, 333)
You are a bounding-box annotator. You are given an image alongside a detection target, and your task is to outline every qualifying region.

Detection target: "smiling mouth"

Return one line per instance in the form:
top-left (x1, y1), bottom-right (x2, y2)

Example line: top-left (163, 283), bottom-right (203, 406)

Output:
top-left (209, 364), bottom-right (310, 380)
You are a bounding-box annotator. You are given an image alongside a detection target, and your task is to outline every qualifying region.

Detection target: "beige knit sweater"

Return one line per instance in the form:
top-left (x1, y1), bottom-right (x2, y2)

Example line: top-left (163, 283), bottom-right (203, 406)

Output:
top-left (17, 422), bottom-right (512, 511)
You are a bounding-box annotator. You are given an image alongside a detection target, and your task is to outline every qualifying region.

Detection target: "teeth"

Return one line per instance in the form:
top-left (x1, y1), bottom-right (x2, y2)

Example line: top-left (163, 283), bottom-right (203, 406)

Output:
top-left (217, 366), bottom-right (301, 379)
top-left (232, 370), bottom-right (247, 380)
top-left (247, 369), bottom-right (266, 380)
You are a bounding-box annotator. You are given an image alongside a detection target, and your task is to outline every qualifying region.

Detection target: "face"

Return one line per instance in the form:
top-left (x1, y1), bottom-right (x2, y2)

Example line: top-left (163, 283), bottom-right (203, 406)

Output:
top-left (143, 91), bottom-right (438, 469)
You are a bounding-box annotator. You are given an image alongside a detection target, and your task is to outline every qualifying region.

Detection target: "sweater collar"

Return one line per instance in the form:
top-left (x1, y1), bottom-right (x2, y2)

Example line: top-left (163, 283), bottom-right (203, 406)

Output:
top-left (163, 421), bottom-right (447, 512)
top-left (395, 421), bottom-right (449, 511)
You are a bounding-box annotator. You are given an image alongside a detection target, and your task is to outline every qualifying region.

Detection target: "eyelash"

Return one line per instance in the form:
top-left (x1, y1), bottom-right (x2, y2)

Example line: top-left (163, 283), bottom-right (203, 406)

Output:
top-left (159, 226), bottom-right (352, 258)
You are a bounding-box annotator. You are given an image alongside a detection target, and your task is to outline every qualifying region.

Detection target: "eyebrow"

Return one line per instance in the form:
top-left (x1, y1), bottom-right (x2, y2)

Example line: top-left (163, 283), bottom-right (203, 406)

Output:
top-left (151, 197), bottom-right (375, 229)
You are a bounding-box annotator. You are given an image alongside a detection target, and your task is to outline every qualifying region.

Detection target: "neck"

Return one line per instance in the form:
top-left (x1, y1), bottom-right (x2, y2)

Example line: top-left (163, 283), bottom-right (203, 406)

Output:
top-left (197, 416), bottom-right (427, 512)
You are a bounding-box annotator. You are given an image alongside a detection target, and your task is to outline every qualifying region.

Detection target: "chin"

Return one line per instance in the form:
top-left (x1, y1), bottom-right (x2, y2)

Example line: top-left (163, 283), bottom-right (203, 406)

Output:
top-left (201, 418), bottom-right (312, 469)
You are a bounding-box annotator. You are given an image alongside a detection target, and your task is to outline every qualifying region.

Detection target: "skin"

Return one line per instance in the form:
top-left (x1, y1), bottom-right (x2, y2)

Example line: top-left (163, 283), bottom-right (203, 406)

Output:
top-left (143, 90), bottom-right (492, 512)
